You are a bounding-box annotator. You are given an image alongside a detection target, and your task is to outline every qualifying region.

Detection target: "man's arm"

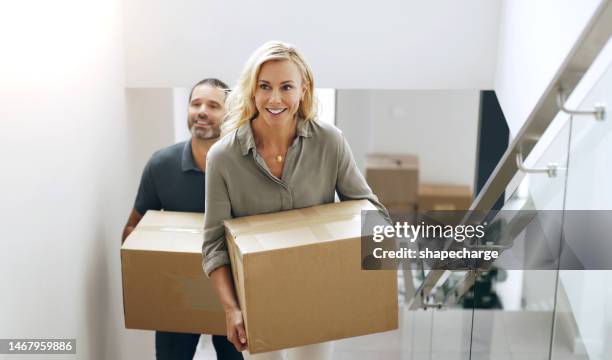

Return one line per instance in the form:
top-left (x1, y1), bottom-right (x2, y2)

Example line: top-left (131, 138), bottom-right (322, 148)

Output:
top-left (121, 208), bottom-right (143, 244)
top-left (124, 156), bottom-right (162, 245)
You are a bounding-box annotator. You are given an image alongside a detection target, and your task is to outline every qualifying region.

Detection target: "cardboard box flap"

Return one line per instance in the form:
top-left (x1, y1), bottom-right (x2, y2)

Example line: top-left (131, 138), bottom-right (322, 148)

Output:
top-left (224, 200), bottom-right (374, 234)
top-left (122, 230), bottom-right (203, 253)
top-left (121, 210), bottom-right (204, 253)
top-left (138, 210), bottom-right (204, 229)
top-left (224, 200), bottom-right (377, 255)
top-left (231, 217), bottom-right (359, 254)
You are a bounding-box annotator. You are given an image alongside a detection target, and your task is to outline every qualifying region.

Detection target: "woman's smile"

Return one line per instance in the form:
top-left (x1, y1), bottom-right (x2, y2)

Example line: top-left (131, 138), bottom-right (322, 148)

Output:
top-left (266, 108), bottom-right (287, 116)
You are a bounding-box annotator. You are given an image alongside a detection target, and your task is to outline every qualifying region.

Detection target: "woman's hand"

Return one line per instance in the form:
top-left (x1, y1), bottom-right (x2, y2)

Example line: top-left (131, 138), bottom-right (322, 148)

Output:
top-left (210, 265), bottom-right (247, 351)
top-left (225, 307), bottom-right (248, 352)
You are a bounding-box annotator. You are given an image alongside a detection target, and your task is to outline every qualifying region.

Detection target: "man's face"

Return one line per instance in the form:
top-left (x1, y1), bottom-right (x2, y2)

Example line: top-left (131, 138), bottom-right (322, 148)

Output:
top-left (188, 84), bottom-right (226, 140)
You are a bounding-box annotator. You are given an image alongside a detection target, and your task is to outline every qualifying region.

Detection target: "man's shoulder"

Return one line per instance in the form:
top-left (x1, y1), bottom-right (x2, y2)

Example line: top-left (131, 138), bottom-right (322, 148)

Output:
top-left (141, 141), bottom-right (187, 178)
top-left (148, 141), bottom-right (187, 168)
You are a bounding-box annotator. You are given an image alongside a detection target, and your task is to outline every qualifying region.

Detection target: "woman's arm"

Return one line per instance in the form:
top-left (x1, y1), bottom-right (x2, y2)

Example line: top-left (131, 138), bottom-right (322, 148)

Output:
top-left (335, 134), bottom-right (390, 219)
top-left (203, 151), bottom-right (247, 351)
top-left (210, 266), bottom-right (247, 351)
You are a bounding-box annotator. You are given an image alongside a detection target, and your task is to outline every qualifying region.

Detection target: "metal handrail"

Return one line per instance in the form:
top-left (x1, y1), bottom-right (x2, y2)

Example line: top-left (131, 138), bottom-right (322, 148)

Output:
top-left (409, 0), bottom-right (612, 309)
top-left (557, 89), bottom-right (606, 121)
top-left (515, 141), bottom-right (558, 178)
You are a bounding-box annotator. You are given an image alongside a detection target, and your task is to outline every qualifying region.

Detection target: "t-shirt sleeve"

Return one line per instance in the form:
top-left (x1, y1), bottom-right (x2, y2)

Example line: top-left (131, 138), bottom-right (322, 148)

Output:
top-left (134, 159), bottom-right (162, 215)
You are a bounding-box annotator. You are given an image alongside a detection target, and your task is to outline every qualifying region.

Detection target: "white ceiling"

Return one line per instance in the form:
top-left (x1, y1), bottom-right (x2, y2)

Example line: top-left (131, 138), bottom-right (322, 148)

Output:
top-left (124, 0), bottom-right (501, 89)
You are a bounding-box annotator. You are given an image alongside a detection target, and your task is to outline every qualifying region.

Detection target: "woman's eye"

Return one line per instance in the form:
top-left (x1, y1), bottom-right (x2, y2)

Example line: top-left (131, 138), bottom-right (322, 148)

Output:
top-left (283, 85), bottom-right (293, 90)
top-left (259, 84), bottom-right (270, 90)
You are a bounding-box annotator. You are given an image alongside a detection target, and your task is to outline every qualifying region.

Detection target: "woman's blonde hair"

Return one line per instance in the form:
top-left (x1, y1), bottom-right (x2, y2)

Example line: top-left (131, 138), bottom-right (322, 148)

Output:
top-left (222, 41), bottom-right (318, 135)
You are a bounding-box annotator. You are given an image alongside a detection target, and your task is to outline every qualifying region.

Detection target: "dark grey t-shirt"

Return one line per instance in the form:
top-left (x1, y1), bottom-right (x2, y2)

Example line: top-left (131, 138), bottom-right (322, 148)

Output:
top-left (134, 140), bottom-right (205, 214)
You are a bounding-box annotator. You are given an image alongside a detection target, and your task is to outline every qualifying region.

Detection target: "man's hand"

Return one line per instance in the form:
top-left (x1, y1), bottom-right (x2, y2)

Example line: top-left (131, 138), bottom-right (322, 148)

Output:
top-left (122, 208), bottom-right (143, 244)
top-left (225, 307), bottom-right (247, 352)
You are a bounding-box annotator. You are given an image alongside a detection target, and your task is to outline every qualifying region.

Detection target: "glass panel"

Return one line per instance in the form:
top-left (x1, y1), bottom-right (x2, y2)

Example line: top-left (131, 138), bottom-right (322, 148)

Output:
top-left (469, 118), bottom-right (572, 359)
top-left (428, 272), bottom-right (475, 360)
top-left (551, 62), bottom-right (612, 360)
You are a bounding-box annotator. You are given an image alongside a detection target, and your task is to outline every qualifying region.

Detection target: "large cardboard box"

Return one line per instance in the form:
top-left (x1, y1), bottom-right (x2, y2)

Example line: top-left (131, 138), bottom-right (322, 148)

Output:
top-left (121, 210), bottom-right (225, 335)
top-left (418, 184), bottom-right (473, 211)
top-left (224, 200), bottom-right (398, 354)
top-left (365, 153), bottom-right (419, 208)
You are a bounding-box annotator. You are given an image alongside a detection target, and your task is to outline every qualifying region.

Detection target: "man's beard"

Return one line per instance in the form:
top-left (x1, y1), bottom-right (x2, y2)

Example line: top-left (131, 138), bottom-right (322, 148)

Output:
top-left (191, 125), bottom-right (220, 140)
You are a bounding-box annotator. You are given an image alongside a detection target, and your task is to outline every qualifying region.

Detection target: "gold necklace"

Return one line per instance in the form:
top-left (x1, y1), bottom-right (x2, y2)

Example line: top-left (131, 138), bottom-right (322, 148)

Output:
top-left (275, 155), bottom-right (283, 163)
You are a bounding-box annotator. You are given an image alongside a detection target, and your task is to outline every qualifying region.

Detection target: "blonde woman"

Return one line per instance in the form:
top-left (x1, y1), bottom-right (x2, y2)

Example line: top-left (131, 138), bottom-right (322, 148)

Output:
top-left (202, 41), bottom-right (388, 359)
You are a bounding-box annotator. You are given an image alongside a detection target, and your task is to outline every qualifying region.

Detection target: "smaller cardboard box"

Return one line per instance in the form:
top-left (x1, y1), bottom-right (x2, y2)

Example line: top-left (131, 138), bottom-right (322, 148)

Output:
top-left (365, 153), bottom-right (419, 208)
top-left (418, 184), bottom-right (473, 211)
top-left (385, 203), bottom-right (418, 225)
top-left (224, 200), bottom-right (398, 354)
top-left (121, 211), bottom-right (225, 335)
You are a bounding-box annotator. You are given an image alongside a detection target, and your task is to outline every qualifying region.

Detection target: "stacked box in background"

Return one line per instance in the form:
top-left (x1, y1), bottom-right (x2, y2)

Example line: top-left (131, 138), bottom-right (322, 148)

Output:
top-left (224, 200), bottom-right (398, 354)
top-left (121, 211), bottom-right (225, 335)
top-left (365, 153), bottom-right (419, 218)
top-left (418, 184), bottom-right (473, 211)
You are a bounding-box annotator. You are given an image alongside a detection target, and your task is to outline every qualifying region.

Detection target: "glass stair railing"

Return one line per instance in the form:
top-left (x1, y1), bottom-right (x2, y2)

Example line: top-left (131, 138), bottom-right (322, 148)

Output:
top-left (401, 1), bottom-right (612, 359)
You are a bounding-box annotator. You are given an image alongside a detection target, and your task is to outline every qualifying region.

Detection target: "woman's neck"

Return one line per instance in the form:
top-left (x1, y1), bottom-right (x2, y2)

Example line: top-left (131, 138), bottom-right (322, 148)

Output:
top-left (252, 116), bottom-right (297, 151)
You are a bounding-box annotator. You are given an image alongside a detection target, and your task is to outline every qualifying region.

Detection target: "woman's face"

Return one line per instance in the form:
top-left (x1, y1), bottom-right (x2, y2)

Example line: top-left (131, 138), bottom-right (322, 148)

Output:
top-left (254, 59), bottom-right (306, 126)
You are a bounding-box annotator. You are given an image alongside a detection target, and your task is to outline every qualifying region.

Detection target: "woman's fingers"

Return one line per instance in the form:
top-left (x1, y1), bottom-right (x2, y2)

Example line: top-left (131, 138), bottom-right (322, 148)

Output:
top-left (226, 309), bottom-right (248, 351)
top-left (237, 322), bottom-right (248, 348)
top-left (232, 332), bottom-right (243, 351)
top-left (226, 316), bottom-right (239, 350)
top-left (228, 328), bottom-right (242, 351)
top-left (231, 325), bottom-right (247, 351)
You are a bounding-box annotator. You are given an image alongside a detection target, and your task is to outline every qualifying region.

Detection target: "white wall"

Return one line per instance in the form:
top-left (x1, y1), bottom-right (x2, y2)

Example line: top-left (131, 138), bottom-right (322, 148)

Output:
top-left (494, 0), bottom-right (602, 136)
top-left (127, 88), bottom-right (177, 171)
top-left (0, 1), bottom-right (156, 359)
top-left (337, 90), bottom-right (480, 188)
top-left (337, 90), bottom-right (373, 171)
top-left (173, 87), bottom-right (192, 143)
top-left (123, 0), bottom-right (500, 90)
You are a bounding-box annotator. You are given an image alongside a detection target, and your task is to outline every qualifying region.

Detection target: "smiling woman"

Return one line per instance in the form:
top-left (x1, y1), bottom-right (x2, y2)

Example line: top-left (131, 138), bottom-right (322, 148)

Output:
top-left (252, 60), bottom-right (306, 170)
top-left (221, 41), bottom-right (318, 137)
top-left (202, 41), bottom-right (389, 360)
